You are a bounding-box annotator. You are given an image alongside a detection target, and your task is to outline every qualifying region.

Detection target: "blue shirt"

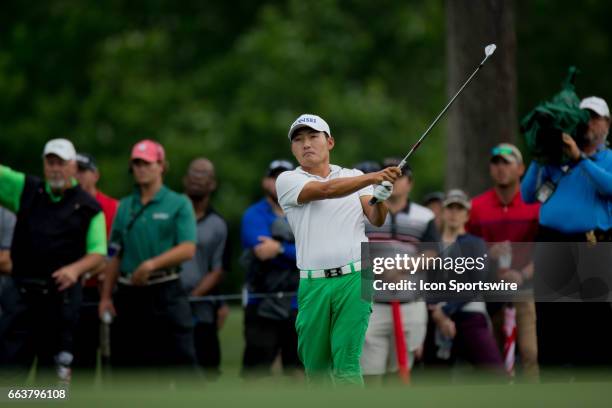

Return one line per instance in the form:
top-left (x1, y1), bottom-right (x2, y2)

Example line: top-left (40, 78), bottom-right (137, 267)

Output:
top-left (521, 147), bottom-right (612, 233)
top-left (241, 198), bottom-right (297, 307)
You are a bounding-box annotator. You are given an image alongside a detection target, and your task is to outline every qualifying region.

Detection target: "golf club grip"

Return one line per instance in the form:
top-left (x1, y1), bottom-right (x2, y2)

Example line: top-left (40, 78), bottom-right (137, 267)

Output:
top-left (369, 196), bottom-right (379, 206)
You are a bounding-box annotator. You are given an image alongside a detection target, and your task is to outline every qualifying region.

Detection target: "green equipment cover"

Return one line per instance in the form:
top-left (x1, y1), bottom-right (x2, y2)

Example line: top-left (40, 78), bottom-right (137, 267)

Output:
top-left (520, 67), bottom-right (590, 165)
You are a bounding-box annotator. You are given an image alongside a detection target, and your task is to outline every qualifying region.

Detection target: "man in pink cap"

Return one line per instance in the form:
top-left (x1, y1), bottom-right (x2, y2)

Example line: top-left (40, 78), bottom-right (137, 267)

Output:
top-left (99, 140), bottom-right (198, 373)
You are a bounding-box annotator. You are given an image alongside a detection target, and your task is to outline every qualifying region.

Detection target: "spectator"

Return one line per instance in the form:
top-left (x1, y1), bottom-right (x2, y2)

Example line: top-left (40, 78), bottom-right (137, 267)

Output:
top-left (240, 159), bottom-right (302, 377)
top-left (0, 206), bottom-right (17, 340)
top-left (73, 152), bottom-right (119, 371)
top-left (0, 206), bottom-right (15, 274)
top-left (467, 143), bottom-right (540, 380)
top-left (0, 139), bottom-right (106, 383)
top-left (422, 191), bottom-right (445, 231)
top-left (180, 158), bottom-right (229, 379)
top-left (98, 140), bottom-right (198, 373)
top-left (360, 159), bottom-right (438, 383)
top-left (424, 190), bottom-right (504, 375)
top-left (521, 96), bottom-right (612, 375)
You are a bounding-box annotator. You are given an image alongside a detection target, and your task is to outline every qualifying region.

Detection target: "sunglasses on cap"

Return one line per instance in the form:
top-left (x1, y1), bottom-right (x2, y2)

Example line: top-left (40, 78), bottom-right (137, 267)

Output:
top-left (491, 146), bottom-right (515, 156)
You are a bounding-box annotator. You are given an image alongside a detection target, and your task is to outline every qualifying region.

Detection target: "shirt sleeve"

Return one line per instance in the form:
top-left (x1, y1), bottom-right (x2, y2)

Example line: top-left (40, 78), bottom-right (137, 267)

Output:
top-left (521, 161), bottom-right (544, 204)
top-left (241, 207), bottom-right (271, 249)
top-left (109, 200), bottom-right (126, 253)
top-left (0, 208), bottom-right (16, 249)
top-left (352, 169), bottom-right (374, 197)
top-left (0, 166), bottom-right (26, 213)
top-left (281, 242), bottom-right (297, 261)
top-left (276, 171), bottom-right (311, 210)
top-left (175, 196), bottom-right (197, 244)
top-left (210, 220), bottom-right (228, 270)
top-left (579, 159), bottom-right (612, 197)
top-left (422, 219), bottom-right (440, 242)
top-left (86, 212), bottom-right (108, 255)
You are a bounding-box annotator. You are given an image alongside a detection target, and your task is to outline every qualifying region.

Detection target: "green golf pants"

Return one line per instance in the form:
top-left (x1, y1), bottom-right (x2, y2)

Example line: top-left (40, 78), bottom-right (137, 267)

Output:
top-left (296, 271), bottom-right (372, 385)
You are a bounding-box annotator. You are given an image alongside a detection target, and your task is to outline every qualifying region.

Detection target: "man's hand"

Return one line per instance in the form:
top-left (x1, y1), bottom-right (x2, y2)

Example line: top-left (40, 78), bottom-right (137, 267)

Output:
top-left (371, 167), bottom-right (402, 185)
top-left (430, 305), bottom-right (456, 339)
top-left (253, 236), bottom-right (282, 261)
top-left (488, 241), bottom-right (511, 260)
top-left (562, 133), bottom-right (581, 161)
top-left (373, 181), bottom-right (393, 202)
top-left (500, 269), bottom-right (524, 286)
top-left (131, 259), bottom-right (156, 286)
top-left (52, 265), bottom-right (80, 291)
top-left (217, 303), bottom-right (230, 330)
top-left (98, 297), bottom-right (116, 320)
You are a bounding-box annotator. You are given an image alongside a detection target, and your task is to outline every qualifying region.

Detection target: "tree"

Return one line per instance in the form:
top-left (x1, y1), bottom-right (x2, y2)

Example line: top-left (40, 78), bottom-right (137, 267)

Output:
top-left (445, 0), bottom-right (517, 195)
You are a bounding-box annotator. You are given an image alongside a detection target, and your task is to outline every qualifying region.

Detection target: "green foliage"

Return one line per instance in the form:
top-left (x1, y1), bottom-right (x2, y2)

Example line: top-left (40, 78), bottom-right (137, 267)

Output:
top-left (1, 0), bottom-right (610, 290)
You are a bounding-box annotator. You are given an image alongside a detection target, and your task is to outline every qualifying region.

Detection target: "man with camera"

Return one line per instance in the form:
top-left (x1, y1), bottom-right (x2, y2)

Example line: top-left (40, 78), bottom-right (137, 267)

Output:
top-left (240, 159), bottom-right (302, 377)
top-left (521, 96), bottom-right (612, 374)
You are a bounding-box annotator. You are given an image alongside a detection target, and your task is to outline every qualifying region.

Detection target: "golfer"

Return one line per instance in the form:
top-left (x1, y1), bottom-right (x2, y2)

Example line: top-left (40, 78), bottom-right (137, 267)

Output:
top-left (276, 114), bottom-right (401, 385)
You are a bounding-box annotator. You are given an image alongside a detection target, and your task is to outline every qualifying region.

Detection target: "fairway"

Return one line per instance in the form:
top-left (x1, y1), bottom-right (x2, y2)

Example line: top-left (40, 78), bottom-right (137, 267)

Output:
top-left (6, 307), bottom-right (612, 407)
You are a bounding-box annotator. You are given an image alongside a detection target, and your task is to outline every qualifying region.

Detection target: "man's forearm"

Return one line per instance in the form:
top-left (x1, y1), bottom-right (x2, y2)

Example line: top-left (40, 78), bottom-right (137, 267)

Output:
top-left (191, 269), bottom-right (223, 296)
top-left (101, 256), bottom-right (120, 299)
top-left (299, 174), bottom-right (374, 203)
top-left (365, 201), bottom-right (388, 227)
top-left (149, 242), bottom-right (196, 271)
top-left (70, 253), bottom-right (104, 278)
top-left (0, 251), bottom-right (11, 274)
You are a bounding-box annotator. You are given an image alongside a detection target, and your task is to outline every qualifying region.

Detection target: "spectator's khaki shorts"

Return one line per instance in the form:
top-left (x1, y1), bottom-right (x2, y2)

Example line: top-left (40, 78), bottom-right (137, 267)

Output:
top-left (360, 301), bottom-right (427, 375)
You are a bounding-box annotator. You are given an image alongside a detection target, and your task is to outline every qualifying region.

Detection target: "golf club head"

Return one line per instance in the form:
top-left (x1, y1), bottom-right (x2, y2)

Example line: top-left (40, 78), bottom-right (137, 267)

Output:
top-left (485, 44), bottom-right (497, 57)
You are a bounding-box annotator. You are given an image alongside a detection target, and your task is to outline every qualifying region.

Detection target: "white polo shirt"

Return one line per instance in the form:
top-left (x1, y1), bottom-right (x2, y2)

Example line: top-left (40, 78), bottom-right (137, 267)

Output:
top-left (276, 164), bottom-right (373, 270)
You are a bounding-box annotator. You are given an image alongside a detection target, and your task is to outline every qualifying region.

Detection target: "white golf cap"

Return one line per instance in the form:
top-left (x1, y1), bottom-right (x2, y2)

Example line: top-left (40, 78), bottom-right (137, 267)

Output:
top-left (287, 114), bottom-right (331, 141)
top-left (580, 96), bottom-right (610, 118)
top-left (42, 138), bottom-right (76, 161)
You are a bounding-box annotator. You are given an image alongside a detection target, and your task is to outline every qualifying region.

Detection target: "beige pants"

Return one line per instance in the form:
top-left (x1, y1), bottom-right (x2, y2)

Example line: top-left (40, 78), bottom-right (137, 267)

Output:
top-left (360, 302), bottom-right (427, 375)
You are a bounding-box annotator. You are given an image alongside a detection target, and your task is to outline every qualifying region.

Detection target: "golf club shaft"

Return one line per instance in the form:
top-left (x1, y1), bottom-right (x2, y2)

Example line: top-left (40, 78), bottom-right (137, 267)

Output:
top-left (369, 52), bottom-right (493, 206)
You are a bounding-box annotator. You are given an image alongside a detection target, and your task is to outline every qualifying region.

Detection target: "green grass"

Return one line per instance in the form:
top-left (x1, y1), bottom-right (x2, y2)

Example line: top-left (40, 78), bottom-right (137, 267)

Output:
top-left (9, 306), bottom-right (612, 407)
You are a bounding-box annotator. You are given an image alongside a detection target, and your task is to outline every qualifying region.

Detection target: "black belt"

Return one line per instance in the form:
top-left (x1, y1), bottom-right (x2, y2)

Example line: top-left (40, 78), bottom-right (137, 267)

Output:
top-left (118, 268), bottom-right (179, 286)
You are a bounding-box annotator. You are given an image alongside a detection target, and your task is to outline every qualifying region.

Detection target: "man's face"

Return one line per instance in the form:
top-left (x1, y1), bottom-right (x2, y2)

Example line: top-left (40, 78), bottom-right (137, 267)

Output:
top-left (76, 167), bottom-right (99, 191)
top-left (586, 114), bottom-right (610, 144)
top-left (385, 176), bottom-right (411, 212)
top-left (262, 176), bottom-right (278, 202)
top-left (131, 159), bottom-right (163, 185)
top-left (184, 159), bottom-right (216, 199)
top-left (489, 156), bottom-right (523, 188)
top-left (290, 129), bottom-right (334, 168)
top-left (44, 154), bottom-right (76, 191)
top-left (442, 204), bottom-right (469, 230)
top-left (426, 200), bottom-right (443, 220)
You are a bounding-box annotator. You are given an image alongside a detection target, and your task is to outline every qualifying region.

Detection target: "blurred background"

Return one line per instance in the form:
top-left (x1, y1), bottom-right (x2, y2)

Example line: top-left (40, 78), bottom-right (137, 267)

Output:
top-left (1, 0), bottom-right (610, 294)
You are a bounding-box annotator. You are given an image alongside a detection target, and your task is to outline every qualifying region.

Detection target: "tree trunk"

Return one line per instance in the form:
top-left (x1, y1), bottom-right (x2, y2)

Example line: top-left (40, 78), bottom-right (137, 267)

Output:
top-left (445, 0), bottom-right (517, 196)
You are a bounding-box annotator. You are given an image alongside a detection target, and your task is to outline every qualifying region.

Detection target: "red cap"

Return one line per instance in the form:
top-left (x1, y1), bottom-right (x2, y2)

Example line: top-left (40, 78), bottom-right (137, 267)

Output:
top-left (130, 139), bottom-right (165, 163)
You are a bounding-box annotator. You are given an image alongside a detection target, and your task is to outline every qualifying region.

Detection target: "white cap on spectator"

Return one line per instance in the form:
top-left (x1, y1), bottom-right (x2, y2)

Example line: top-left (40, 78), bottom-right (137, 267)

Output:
top-left (580, 96), bottom-right (610, 118)
top-left (42, 138), bottom-right (77, 161)
top-left (288, 114), bottom-right (331, 141)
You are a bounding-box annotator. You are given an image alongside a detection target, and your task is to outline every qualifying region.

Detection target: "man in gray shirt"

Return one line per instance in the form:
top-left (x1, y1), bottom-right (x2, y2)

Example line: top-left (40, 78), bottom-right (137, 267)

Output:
top-left (0, 206), bottom-right (17, 339)
top-left (180, 158), bottom-right (229, 377)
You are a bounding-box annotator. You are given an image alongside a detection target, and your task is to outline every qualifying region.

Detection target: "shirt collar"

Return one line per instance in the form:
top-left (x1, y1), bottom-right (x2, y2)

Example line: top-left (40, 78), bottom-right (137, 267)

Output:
top-left (44, 178), bottom-right (78, 203)
top-left (296, 164), bottom-right (341, 179)
top-left (133, 184), bottom-right (168, 204)
top-left (492, 188), bottom-right (521, 207)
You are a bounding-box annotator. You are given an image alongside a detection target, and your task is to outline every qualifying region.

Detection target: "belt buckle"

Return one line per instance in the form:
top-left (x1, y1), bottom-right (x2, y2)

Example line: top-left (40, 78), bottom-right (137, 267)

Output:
top-left (325, 267), bottom-right (342, 278)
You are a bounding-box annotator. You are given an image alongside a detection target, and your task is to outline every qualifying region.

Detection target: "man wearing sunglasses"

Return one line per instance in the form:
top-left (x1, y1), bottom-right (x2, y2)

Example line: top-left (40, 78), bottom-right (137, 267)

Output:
top-left (467, 143), bottom-right (540, 379)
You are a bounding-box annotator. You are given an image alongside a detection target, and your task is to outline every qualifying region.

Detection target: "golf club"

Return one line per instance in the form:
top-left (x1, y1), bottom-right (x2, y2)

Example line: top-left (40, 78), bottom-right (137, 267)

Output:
top-left (370, 43), bottom-right (497, 205)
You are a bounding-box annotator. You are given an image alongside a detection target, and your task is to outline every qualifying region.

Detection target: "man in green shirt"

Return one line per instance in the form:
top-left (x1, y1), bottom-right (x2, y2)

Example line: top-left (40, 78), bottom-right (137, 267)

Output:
top-left (99, 139), bottom-right (198, 371)
top-left (0, 138), bottom-right (106, 383)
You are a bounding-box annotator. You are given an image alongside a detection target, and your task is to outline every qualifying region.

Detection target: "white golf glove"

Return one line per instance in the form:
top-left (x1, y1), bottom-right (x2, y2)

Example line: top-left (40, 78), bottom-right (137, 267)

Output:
top-left (373, 181), bottom-right (393, 202)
